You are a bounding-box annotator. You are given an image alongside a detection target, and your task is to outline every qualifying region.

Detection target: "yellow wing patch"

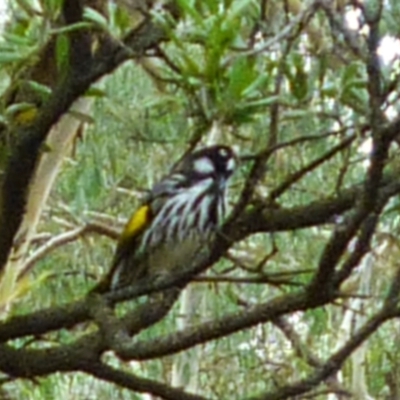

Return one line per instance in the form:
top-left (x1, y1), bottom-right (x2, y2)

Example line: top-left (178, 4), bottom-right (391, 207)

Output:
top-left (120, 204), bottom-right (152, 244)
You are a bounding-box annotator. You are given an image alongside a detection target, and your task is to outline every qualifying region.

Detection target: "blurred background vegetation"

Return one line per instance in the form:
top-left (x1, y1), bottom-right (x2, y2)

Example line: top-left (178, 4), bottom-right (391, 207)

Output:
top-left (1, 0), bottom-right (400, 399)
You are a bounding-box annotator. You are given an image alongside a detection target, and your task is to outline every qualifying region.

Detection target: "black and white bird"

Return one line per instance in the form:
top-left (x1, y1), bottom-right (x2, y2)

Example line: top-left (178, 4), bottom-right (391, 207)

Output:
top-left (94, 145), bottom-right (236, 292)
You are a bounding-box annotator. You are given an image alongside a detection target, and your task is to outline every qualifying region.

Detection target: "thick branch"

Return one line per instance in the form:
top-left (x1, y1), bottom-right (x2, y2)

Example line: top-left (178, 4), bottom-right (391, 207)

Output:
top-left (111, 291), bottom-right (327, 361)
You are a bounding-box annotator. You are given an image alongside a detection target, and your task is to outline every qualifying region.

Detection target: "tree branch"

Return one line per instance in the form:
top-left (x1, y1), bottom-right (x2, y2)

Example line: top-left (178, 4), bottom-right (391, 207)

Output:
top-left (247, 307), bottom-right (397, 400)
top-left (1, 173), bottom-right (400, 342)
top-left (111, 290), bottom-right (327, 361)
top-left (83, 361), bottom-right (211, 400)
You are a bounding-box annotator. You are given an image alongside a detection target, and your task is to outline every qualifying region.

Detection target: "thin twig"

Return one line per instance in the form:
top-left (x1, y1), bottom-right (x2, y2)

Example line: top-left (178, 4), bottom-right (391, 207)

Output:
top-left (83, 361), bottom-right (210, 400)
top-left (19, 222), bottom-right (119, 278)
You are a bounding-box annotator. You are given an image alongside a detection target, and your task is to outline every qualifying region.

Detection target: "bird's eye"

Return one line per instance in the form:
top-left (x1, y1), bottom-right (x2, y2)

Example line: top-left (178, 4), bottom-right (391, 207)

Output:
top-left (218, 147), bottom-right (229, 158)
top-left (193, 157), bottom-right (215, 175)
top-left (226, 157), bottom-right (236, 173)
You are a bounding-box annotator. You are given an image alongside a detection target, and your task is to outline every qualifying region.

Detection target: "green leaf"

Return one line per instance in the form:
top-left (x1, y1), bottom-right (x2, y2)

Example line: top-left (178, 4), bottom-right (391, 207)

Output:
top-left (176, 0), bottom-right (204, 25)
top-left (226, 0), bottom-right (254, 23)
top-left (83, 7), bottom-right (110, 32)
top-left (5, 102), bottom-right (37, 117)
top-left (241, 95), bottom-right (280, 108)
top-left (41, 0), bottom-right (62, 18)
top-left (0, 51), bottom-right (26, 64)
top-left (2, 32), bottom-right (33, 46)
top-left (51, 22), bottom-right (92, 35)
top-left (25, 80), bottom-right (52, 99)
top-left (111, 5), bottom-right (131, 34)
top-left (242, 74), bottom-right (269, 98)
top-left (201, 0), bottom-right (219, 14)
top-left (290, 66), bottom-right (309, 101)
top-left (227, 57), bottom-right (257, 99)
top-left (14, 0), bottom-right (41, 17)
top-left (341, 63), bottom-right (362, 86)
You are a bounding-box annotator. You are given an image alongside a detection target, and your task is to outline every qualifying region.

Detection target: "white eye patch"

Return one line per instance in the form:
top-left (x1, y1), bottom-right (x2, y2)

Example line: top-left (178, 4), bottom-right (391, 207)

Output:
top-left (218, 147), bottom-right (229, 158)
top-left (226, 157), bottom-right (236, 173)
top-left (193, 157), bottom-right (215, 175)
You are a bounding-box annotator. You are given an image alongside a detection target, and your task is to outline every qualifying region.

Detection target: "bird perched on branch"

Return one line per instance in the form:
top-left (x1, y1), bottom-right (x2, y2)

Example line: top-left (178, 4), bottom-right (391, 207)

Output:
top-left (94, 145), bottom-right (236, 293)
